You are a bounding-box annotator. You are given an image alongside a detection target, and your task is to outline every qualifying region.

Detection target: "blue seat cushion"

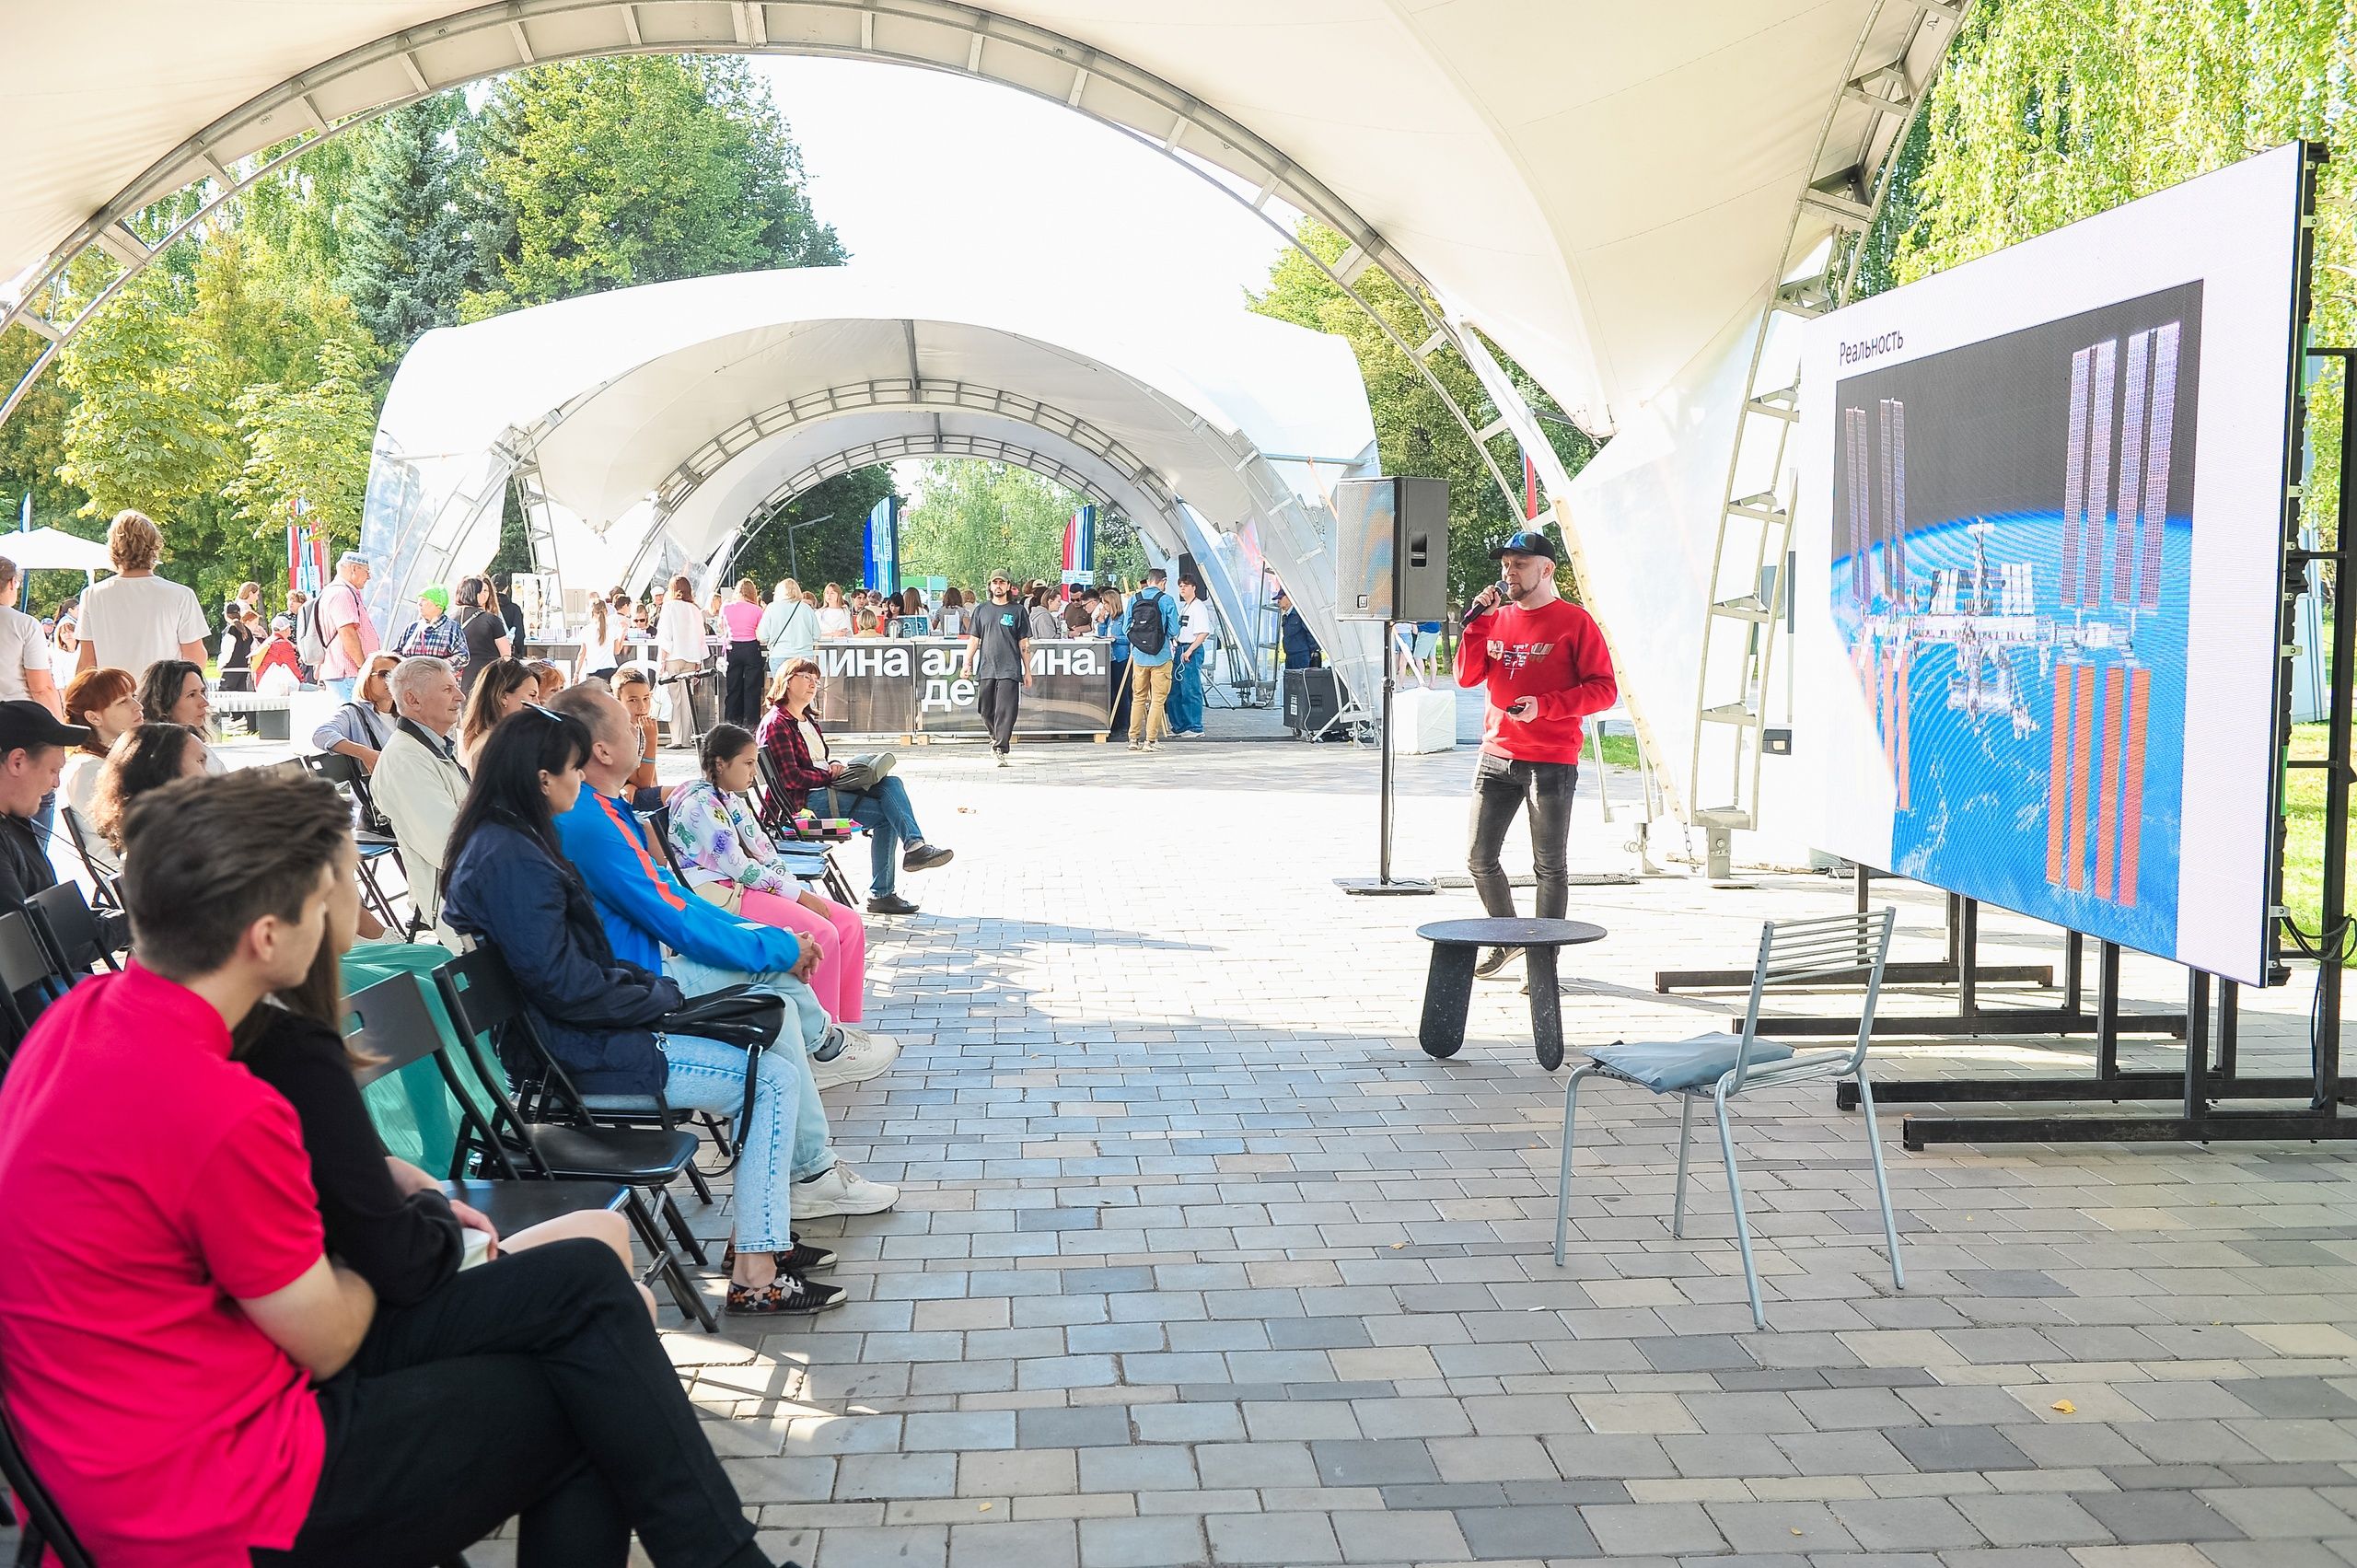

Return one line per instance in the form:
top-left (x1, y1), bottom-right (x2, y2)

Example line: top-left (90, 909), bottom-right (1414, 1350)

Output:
top-left (1587, 1033), bottom-right (1793, 1092)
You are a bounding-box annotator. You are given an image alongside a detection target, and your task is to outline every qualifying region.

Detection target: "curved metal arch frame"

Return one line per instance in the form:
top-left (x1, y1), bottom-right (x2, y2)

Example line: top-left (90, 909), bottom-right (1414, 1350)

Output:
top-left (650, 374), bottom-right (1183, 522)
top-left (1685, 0), bottom-right (1974, 841)
top-left (0, 0), bottom-right (1532, 577)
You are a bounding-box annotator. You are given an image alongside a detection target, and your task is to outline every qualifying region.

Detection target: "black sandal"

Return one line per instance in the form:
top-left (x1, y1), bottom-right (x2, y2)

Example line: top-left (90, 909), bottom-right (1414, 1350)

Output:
top-left (726, 1272), bottom-right (844, 1316)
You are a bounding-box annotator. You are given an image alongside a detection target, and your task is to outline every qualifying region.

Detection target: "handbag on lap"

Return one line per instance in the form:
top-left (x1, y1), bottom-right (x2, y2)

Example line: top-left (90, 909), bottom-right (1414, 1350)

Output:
top-left (656, 985), bottom-right (791, 1173)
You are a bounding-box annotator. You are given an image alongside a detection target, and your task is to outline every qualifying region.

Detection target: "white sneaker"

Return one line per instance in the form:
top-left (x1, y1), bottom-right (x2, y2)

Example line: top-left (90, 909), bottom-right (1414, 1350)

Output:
top-left (810, 1026), bottom-right (900, 1089)
top-left (795, 1163), bottom-right (899, 1218)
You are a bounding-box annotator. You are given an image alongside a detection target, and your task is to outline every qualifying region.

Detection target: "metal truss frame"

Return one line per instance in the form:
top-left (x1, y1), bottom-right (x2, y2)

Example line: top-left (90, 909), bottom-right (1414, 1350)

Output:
top-left (0, 2), bottom-right (1545, 689)
top-left (1687, 0), bottom-right (1974, 868)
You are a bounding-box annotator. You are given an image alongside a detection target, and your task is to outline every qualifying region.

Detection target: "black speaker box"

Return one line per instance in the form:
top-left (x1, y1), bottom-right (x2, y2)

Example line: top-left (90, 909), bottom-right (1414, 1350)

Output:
top-left (1333, 475), bottom-right (1449, 622)
top-left (1283, 668), bottom-right (1341, 734)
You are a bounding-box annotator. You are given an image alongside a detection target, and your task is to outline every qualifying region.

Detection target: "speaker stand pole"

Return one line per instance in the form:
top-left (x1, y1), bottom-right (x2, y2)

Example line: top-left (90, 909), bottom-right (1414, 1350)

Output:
top-left (1340, 617), bottom-right (1434, 896)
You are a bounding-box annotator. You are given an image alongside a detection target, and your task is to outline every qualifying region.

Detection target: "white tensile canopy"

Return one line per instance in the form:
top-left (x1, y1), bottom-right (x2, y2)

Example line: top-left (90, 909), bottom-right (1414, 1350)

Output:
top-left (0, 527), bottom-right (111, 575)
top-left (3, 2), bottom-right (1952, 829)
top-left (361, 264), bottom-right (1384, 704)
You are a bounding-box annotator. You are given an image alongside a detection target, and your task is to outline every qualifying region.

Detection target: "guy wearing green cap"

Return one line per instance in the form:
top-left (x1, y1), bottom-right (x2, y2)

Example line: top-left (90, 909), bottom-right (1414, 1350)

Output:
top-left (391, 584), bottom-right (468, 675)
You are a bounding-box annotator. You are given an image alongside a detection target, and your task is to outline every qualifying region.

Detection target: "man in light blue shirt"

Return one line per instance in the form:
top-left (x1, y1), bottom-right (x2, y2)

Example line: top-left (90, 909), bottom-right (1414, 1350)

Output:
top-left (1123, 568), bottom-right (1182, 751)
top-left (757, 577), bottom-right (819, 672)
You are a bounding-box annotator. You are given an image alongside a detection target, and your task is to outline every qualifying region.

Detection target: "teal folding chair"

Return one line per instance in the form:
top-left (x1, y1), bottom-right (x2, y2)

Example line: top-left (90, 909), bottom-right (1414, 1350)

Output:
top-left (1552, 907), bottom-right (1905, 1329)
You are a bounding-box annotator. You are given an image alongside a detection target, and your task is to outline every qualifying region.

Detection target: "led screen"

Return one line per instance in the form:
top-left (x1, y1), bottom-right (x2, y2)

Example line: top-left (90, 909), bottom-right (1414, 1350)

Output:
top-left (1794, 144), bottom-right (2305, 985)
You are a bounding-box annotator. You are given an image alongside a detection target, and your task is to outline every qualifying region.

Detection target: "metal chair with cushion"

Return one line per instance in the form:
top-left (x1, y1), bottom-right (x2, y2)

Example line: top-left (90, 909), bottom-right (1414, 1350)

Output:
top-left (1551, 907), bottom-right (1906, 1330)
top-left (432, 947), bottom-right (716, 1331)
top-left (0, 912), bottom-right (66, 1063)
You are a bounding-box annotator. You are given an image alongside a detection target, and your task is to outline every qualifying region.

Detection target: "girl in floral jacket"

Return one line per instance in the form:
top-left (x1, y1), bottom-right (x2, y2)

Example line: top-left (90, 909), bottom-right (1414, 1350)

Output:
top-left (667, 723), bottom-right (871, 1025)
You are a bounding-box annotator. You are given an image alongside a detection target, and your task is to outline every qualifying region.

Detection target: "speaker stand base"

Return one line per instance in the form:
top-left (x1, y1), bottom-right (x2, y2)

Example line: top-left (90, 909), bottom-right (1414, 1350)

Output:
top-left (1337, 877), bottom-right (1437, 896)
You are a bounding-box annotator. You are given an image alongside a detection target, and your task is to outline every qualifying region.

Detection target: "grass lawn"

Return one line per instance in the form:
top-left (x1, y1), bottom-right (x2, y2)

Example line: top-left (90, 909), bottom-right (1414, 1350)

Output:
top-left (1593, 731), bottom-right (1643, 771)
top-left (2279, 721), bottom-right (2354, 962)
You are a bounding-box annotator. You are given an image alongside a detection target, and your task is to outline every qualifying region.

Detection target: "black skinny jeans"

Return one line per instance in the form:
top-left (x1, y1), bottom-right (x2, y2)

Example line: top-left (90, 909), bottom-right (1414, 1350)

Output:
top-left (253, 1239), bottom-right (763, 1568)
top-left (1467, 752), bottom-right (1579, 921)
top-left (975, 676), bottom-right (1021, 753)
top-left (724, 641), bottom-right (767, 729)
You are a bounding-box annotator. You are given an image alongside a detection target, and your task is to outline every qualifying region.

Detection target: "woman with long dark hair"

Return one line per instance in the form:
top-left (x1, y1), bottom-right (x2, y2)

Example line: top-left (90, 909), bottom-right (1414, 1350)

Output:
top-left (90, 723), bottom-right (208, 850)
top-left (233, 828), bottom-right (651, 1314)
top-left (457, 657), bottom-right (539, 773)
top-left (440, 710), bottom-right (875, 1315)
top-left (138, 657), bottom-right (226, 774)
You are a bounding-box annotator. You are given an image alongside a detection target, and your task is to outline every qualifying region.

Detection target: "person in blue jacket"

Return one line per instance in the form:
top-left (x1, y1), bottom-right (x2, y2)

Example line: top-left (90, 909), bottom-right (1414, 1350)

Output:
top-left (1276, 587), bottom-right (1322, 671)
top-left (440, 705), bottom-right (893, 1317)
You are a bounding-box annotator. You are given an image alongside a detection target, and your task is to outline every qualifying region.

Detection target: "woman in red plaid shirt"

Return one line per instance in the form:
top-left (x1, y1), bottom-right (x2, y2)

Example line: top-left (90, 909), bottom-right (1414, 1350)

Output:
top-left (757, 660), bottom-right (951, 915)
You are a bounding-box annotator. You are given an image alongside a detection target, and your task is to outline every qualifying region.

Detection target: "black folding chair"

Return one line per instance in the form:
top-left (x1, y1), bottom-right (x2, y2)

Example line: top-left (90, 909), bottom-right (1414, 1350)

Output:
top-left (0, 1398), bottom-right (92, 1568)
top-left (346, 973), bottom-right (633, 1242)
top-left (24, 885), bottom-right (120, 980)
top-left (55, 807), bottom-right (120, 913)
top-left (0, 912), bottom-right (65, 1063)
top-left (299, 752), bottom-right (414, 938)
top-left (433, 948), bottom-right (716, 1330)
top-left (755, 751), bottom-right (861, 905)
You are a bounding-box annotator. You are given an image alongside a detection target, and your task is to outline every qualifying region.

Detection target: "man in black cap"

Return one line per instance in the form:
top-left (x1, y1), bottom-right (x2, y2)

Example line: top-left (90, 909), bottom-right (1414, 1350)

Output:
top-left (1455, 529), bottom-right (1618, 980)
top-left (0, 701), bottom-right (94, 995)
top-left (1275, 587), bottom-right (1321, 673)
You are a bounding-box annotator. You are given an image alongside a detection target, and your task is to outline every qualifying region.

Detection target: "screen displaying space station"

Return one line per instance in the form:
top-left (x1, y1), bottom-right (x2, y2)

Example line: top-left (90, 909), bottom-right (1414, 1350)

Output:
top-left (1794, 144), bottom-right (2305, 986)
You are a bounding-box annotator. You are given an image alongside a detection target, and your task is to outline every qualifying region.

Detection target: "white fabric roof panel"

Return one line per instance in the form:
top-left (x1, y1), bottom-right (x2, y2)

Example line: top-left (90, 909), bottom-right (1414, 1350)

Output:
top-left (4, 0), bottom-right (1898, 432)
top-left (361, 262), bottom-right (1385, 707)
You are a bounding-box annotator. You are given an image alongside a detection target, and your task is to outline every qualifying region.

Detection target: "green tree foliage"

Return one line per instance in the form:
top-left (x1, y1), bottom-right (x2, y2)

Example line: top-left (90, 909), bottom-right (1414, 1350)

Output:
top-left (226, 335), bottom-right (379, 546)
top-left (1881, 0), bottom-right (2357, 535)
top-left (340, 98), bottom-right (474, 356)
top-left (462, 56), bottom-right (843, 318)
top-left (1247, 219), bottom-right (1595, 602)
top-left (899, 460), bottom-right (1097, 593)
top-left (729, 467), bottom-right (900, 595)
top-left (54, 278), bottom-right (235, 521)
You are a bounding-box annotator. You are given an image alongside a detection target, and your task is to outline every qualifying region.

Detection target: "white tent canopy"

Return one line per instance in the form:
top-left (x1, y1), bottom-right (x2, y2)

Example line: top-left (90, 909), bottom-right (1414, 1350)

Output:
top-left (361, 264), bottom-right (1384, 704)
top-left (0, 527), bottom-right (110, 574)
top-left (5, 1), bottom-right (1957, 831)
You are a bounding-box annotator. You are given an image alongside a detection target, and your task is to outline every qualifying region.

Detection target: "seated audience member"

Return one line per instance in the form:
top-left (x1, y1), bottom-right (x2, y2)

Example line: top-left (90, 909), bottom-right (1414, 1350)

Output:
top-left (0, 702), bottom-right (81, 928)
top-left (371, 656), bottom-right (470, 928)
top-left (457, 656), bottom-right (537, 773)
top-left (613, 665), bottom-right (668, 810)
top-left (234, 817), bottom-right (656, 1319)
top-left (60, 665), bottom-right (140, 818)
top-left (668, 723), bottom-right (877, 1033)
top-left (758, 659), bottom-right (950, 916)
top-left (545, 684), bottom-right (899, 1088)
top-left (442, 708), bottom-right (888, 1315)
top-left (527, 658), bottom-right (567, 702)
top-left (309, 650), bottom-right (401, 771)
top-left (91, 722), bottom-right (209, 850)
top-left (139, 656), bottom-right (227, 774)
top-left (0, 770), bottom-right (784, 1566)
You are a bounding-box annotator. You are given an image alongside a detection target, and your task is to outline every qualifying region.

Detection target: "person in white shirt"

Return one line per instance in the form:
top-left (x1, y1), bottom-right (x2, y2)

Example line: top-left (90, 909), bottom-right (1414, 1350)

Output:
top-left (1166, 577), bottom-right (1217, 738)
top-left (816, 583), bottom-right (853, 639)
top-left (73, 509), bottom-right (209, 681)
top-left (757, 577), bottom-right (818, 672)
top-left (655, 573), bottom-right (711, 748)
top-left (0, 557), bottom-right (61, 718)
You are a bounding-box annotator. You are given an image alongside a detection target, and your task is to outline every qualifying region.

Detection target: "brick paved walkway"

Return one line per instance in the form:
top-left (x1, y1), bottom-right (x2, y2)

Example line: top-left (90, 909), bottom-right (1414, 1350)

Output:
top-left (41, 733), bottom-right (2357, 1566)
top-left (650, 737), bottom-right (2357, 1568)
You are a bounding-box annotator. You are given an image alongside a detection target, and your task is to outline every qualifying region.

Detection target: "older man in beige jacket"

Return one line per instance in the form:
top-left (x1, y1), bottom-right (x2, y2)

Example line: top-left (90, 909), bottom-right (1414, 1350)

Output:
top-left (373, 656), bottom-right (470, 927)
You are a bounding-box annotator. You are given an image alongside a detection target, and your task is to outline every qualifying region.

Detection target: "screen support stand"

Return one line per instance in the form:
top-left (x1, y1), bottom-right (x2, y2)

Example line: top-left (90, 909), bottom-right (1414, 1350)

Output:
top-left (1340, 616), bottom-right (1434, 896)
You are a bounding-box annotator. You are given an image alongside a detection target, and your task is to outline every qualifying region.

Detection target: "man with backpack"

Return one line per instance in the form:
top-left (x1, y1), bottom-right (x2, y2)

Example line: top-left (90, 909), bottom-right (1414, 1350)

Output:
top-left (311, 552), bottom-right (381, 704)
top-left (1123, 568), bottom-right (1183, 751)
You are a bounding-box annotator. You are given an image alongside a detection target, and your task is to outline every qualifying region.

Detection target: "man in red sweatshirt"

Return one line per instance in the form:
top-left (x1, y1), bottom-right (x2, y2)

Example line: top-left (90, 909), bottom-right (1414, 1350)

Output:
top-left (1454, 528), bottom-right (1619, 979)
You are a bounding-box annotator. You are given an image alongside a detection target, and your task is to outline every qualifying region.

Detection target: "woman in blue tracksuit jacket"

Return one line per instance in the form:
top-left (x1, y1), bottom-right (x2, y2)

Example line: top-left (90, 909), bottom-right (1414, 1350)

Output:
top-left (439, 707), bottom-right (853, 1316)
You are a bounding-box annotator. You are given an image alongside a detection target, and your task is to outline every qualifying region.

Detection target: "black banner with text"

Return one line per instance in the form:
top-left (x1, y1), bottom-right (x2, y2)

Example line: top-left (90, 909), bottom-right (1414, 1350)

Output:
top-left (814, 638), bottom-right (1114, 737)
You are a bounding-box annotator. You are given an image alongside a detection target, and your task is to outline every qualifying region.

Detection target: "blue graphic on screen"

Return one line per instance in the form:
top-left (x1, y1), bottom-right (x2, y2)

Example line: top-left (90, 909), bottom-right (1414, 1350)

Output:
top-left (1829, 282), bottom-right (2202, 961)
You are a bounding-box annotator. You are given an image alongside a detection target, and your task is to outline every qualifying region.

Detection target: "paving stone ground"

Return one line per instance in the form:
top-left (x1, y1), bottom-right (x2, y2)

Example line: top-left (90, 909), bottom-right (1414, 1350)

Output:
top-left (47, 726), bottom-right (2357, 1565)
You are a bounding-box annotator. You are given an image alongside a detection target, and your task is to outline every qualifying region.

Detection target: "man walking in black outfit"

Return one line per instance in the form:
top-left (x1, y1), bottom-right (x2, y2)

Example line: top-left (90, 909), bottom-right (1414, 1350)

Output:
top-left (964, 571), bottom-right (1031, 767)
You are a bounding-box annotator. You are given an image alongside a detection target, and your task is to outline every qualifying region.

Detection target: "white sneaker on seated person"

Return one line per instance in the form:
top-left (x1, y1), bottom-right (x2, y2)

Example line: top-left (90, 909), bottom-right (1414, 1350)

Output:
top-left (810, 1023), bottom-right (900, 1088)
top-left (795, 1163), bottom-right (899, 1217)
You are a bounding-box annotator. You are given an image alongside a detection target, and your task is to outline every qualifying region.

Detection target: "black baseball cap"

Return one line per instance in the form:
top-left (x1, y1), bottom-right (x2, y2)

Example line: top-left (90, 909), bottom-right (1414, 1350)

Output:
top-left (1490, 529), bottom-right (1558, 562)
top-left (0, 700), bottom-right (90, 753)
